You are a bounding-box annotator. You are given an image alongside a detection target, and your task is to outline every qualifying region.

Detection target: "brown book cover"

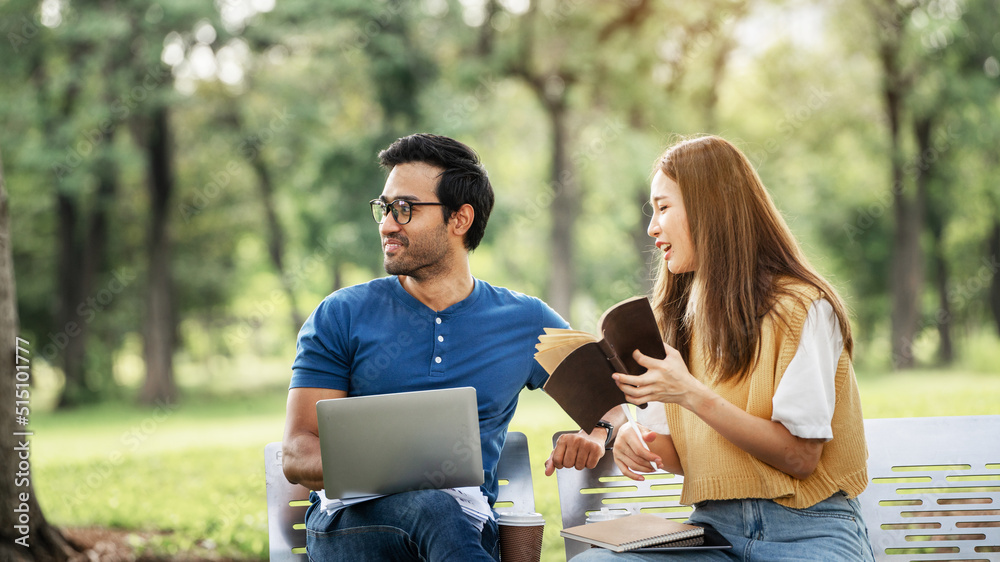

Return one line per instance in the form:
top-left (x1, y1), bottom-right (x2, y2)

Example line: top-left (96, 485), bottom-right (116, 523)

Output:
top-left (535, 296), bottom-right (666, 430)
top-left (560, 513), bottom-right (705, 552)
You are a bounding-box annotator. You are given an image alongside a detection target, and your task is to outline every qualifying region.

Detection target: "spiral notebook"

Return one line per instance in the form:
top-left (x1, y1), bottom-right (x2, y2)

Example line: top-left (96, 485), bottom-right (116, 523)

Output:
top-left (560, 513), bottom-right (706, 552)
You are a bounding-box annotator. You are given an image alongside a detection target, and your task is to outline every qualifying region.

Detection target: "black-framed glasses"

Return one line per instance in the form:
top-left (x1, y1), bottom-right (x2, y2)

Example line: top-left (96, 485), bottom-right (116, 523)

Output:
top-left (369, 198), bottom-right (447, 225)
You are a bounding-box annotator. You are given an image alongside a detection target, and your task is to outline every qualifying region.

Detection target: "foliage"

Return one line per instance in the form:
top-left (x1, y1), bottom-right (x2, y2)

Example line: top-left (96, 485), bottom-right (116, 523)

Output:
top-left (2, 0), bottom-right (998, 405)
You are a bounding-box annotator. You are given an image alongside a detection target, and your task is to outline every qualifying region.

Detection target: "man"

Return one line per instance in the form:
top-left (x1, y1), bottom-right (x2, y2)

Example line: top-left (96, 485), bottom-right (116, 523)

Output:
top-left (283, 133), bottom-right (602, 560)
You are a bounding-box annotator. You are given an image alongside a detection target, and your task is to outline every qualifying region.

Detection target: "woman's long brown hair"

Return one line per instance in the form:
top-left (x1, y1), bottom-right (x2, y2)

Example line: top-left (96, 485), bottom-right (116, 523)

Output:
top-left (650, 135), bottom-right (853, 384)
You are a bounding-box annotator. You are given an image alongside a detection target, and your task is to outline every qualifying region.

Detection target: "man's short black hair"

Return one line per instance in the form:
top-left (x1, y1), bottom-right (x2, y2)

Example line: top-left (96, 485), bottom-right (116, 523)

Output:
top-left (378, 133), bottom-right (495, 251)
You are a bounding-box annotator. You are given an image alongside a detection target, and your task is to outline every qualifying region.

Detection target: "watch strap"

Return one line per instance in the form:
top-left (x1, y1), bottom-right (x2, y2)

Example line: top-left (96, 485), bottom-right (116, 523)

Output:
top-left (595, 420), bottom-right (614, 449)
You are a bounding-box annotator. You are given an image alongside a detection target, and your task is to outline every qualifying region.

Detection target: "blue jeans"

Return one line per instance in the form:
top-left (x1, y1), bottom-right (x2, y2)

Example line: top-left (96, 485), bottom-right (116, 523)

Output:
top-left (305, 490), bottom-right (500, 561)
top-left (572, 492), bottom-right (875, 562)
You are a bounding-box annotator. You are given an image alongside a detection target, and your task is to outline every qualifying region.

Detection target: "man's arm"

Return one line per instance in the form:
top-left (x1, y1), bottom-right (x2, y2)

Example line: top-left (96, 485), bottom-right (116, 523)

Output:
top-left (282, 386), bottom-right (348, 491)
top-left (544, 406), bottom-right (628, 475)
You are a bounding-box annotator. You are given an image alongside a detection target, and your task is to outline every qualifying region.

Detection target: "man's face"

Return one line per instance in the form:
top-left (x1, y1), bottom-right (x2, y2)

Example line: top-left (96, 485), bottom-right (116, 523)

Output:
top-left (377, 162), bottom-right (452, 280)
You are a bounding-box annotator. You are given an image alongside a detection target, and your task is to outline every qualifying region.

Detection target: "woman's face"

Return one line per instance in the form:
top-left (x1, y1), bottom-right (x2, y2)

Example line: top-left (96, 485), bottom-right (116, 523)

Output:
top-left (647, 170), bottom-right (696, 274)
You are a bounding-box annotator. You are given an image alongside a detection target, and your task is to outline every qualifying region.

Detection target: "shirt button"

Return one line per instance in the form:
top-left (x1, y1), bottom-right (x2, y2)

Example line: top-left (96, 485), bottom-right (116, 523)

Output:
top-left (435, 318), bottom-right (442, 324)
top-left (438, 336), bottom-right (444, 342)
top-left (435, 357), bottom-right (442, 364)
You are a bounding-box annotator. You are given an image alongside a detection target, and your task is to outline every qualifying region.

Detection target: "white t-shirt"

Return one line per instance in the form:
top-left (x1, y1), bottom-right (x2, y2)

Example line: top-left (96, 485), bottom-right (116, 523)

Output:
top-left (638, 298), bottom-right (841, 442)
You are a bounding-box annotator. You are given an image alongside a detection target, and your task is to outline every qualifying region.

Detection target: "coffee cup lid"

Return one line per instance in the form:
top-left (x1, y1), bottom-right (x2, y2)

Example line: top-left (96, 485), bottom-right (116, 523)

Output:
top-left (586, 508), bottom-right (629, 522)
top-left (496, 511), bottom-right (545, 526)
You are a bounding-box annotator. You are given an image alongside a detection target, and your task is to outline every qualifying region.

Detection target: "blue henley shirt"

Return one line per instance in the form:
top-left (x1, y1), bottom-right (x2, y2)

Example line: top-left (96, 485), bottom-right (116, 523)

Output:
top-left (290, 276), bottom-right (568, 504)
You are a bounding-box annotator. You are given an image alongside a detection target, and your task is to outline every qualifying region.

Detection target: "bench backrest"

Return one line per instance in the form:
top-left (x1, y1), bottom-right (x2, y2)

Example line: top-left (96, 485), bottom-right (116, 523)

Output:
top-left (264, 442), bottom-right (310, 562)
top-left (553, 415), bottom-right (1000, 560)
top-left (860, 416), bottom-right (1000, 561)
top-left (494, 431), bottom-right (536, 514)
top-left (264, 431), bottom-right (535, 561)
top-left (550, 431), bottom-right (689, 559)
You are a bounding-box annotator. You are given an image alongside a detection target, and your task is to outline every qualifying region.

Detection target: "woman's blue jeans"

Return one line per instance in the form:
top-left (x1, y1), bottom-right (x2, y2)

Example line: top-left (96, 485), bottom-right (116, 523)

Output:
top-left (572, 492), bottom-right (876, 562)
top-left (304, 490), bottom-right (500, 561)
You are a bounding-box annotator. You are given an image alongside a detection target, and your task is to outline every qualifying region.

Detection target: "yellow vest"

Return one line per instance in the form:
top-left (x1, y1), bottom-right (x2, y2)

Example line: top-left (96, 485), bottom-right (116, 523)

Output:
top-left (664, 281), bottom-right (868, 508)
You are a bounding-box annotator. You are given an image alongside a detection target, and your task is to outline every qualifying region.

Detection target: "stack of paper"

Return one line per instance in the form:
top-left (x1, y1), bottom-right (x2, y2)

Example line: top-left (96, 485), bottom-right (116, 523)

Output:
top-left (320, 487), bottom-right (494, 531)
top-left (320, 492), bottom-right (384, 514)
top-left (443, 487), bottom-right (494, 531)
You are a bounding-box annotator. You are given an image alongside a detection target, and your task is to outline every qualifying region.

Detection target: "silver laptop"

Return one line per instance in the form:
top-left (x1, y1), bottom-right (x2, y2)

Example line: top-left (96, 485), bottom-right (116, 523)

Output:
top-left (316, 387), bottom-right (484, 499)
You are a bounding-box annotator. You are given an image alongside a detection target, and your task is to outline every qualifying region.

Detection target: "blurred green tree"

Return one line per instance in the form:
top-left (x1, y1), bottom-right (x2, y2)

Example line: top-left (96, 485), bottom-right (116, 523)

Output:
top-left (462, 0), bottom-right (753, 322)
top-left (865, 0), bottom-right (999, 367)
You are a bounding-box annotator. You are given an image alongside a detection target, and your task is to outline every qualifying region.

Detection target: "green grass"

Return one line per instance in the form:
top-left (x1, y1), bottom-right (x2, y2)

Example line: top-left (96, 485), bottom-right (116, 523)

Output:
top-left (32, 389), bottom-right (286, 560)
top-left (30, 369), bottom-right (1000, 561)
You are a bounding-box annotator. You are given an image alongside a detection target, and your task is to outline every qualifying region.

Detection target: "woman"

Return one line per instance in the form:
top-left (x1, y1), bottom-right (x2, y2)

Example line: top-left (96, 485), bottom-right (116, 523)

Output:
top-left (576, 135), bottom-right (875, 561)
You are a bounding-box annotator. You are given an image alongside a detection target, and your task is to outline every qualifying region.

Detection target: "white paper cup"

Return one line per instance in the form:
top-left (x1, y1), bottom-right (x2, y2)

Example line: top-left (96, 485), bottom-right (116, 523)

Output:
top-left (496, 511), bottom-right (544, 562)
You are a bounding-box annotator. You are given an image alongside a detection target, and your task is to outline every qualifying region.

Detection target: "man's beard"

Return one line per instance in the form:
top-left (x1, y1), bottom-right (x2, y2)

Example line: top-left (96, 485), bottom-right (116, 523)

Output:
top-left (382, 227), bottom-right (451, 281)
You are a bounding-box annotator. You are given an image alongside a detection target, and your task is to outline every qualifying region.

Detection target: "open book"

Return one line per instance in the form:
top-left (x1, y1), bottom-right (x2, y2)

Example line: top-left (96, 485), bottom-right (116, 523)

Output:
top-left (560, 513), bottom-right (705, 552)
top-left (535, 296), bottom-right (666, 430)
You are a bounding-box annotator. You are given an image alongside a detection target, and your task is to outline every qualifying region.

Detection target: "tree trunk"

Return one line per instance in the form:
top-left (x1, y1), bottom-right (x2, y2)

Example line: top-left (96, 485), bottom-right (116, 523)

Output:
top-left (0, 150), bottom-right (81, 561)
top-left (877, 0), bottom-right (922, 369)
top-left (545, 98), bottom-right (577, 321)
top-left (700, 2), bottom-right (745, 132)
top-left (139, 107), bottom-right (178, 405)
top-left (631, 186), bottom-right (654, 297)
top-left (914, 116), bottom-right (952, 364)
top-left (477, 0), bottom-right (499, 56)
top-left (332, 261), bottom-right (344, 294)
top-left (40, 47), bottom-right (102, 408)
top-left (247, 149), bottom-right (304, 333)
top-left (702, 36), bottom-right (735, 133)
top-left (888, 139), bottom-right (924, 369)
top-left (507, 4), bottom-right (577, 322)
top-left (53, 142), bottom-right (116, 407)
top-left (931, 247), bottom-right (953, 363)
top-left (79, 149), bottom-right (118, 390)
top-left (989, 219), bottom-right (1000, 337)
top-left (53, 193), bottom-right (90, 407)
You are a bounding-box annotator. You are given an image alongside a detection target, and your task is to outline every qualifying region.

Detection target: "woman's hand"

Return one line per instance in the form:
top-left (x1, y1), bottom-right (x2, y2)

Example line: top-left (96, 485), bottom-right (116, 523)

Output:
top-left (614, 343), bottom-right (825, 479)
top-left (613, 342), bottom-right (824, 479)
top-left (611, 422), bottom-right (664, 481)
top-left (613, 343), bottom-right (710, 411)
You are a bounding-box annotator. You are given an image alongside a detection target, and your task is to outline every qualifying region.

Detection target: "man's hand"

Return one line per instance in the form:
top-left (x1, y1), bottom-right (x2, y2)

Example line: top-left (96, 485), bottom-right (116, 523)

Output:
top-left (544, 429), bottom-right (607, 476)
top-left (282, 387), bottom-right (347, 491)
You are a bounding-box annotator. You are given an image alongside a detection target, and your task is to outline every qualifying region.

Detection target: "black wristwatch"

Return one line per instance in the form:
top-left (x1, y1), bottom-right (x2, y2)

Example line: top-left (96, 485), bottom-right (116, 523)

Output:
top-left (595, 420), bottom-right (614, 449)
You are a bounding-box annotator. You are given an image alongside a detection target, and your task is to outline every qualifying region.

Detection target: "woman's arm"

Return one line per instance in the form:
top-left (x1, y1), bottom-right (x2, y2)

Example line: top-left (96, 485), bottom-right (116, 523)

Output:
top-left (614, 344), bottom-right (824, 480)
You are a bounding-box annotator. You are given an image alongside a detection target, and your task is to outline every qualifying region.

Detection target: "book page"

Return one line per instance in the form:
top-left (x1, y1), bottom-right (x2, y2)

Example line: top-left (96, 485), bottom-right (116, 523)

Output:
top-left (535, 327), bottom-right (595, 346)
top-left (534, 328), bottom-right (598, 375)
